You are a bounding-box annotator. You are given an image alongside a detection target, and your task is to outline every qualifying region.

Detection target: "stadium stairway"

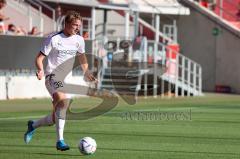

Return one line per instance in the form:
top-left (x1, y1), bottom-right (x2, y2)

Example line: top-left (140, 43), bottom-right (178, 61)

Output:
top-left (95, 38), bottom-right (202, 97)
top-left (100, 65), bottom-right (141, 97)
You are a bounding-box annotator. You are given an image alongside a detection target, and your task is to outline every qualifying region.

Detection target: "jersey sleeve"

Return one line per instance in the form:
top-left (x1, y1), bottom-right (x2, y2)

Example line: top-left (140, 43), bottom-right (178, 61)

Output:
top-left (40, 36), bottom-right (53, 56)
top-left (77, 36), bottom-right (85, 54)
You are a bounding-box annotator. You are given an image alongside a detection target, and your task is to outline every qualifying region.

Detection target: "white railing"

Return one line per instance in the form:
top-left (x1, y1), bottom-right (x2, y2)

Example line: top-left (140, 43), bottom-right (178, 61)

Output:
top-left (25, 0), bottom-right (56, 35)
top-left (81, 17), bottom-right (92, 40)
top-left (6, 0), bottom-right (56, 36)
top-left (146, 40), bottom-right (202, 97)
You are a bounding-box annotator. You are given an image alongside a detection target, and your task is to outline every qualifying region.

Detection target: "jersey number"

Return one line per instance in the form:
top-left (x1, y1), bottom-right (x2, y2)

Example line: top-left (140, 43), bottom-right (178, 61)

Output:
top-left (54, 81), bottom-right (63, 89)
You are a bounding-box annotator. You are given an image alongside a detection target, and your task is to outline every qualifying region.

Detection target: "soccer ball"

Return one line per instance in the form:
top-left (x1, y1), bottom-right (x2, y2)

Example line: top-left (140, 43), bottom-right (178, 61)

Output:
top-left (78, 137), bottom-right (97, 155)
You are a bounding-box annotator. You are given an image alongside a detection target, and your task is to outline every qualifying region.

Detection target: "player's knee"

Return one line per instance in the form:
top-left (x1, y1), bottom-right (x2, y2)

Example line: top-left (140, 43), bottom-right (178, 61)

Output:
top-left (55, 99), bottom-right (70, 120)
top-left (53, 92), bottom-right (67, 103)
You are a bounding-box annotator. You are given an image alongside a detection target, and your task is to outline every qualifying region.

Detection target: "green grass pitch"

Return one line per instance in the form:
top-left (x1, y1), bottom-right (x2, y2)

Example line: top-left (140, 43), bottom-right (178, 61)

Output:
top-left (0, 94), bottom-right (240, 159)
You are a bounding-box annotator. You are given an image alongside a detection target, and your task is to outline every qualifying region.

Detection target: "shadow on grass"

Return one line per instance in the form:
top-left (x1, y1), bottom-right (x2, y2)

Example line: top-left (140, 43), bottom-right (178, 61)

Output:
top-left (34, 152), bottom-right (85, 157)
top-left (98, 147), bottom-right (240, 156)
top-left (0, 145), bottom-right (85, 157)
top-left (0, 143), bottom-right (239, 157)
top-left (1, 130), bottom-right (240, 142)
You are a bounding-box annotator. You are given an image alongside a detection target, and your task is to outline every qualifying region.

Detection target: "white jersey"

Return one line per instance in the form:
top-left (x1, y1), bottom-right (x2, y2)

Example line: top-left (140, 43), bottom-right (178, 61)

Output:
top-left (40, 31), bottom-right (85, 75)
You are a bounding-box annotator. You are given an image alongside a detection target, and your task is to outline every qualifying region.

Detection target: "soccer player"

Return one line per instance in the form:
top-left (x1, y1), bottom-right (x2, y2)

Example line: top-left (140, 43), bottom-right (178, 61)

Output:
top-left (24, 11), bottom-right (96, 151)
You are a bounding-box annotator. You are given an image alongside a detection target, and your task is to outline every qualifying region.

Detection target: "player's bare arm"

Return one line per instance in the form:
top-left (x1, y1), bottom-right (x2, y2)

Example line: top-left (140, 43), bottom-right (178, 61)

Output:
top-left (78, 53), bottom-right (97, 82)
top-left (35, 52), bottom-right (45, 80)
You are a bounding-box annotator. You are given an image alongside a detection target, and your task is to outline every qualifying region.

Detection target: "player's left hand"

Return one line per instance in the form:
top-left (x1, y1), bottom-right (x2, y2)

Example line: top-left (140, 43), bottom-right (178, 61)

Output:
top-left (84, 70), bottom-right (97, 83)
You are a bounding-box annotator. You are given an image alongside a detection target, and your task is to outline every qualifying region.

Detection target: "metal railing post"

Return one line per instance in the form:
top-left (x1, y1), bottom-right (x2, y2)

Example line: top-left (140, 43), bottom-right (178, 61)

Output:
top-left (153, 14), bottom-right (160, 98)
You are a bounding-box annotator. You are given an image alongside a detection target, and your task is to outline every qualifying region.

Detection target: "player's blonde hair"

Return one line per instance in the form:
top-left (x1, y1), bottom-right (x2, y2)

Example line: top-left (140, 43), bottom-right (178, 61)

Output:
top-left (65, 11), bottom-right (82, 24)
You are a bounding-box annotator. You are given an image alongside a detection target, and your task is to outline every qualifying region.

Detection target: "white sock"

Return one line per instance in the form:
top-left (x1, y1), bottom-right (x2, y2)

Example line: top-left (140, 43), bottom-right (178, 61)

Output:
top-left (32, 114), bottom-right (54, 129)
top-left (55, 116), bottom-right (65, 141)
top-left (54, 99), bottom-right (69, 142)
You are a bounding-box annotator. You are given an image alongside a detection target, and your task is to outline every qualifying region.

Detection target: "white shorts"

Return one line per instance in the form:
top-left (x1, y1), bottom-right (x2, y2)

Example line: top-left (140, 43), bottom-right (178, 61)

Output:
top-left (45, 74), bottom-right (71, 99)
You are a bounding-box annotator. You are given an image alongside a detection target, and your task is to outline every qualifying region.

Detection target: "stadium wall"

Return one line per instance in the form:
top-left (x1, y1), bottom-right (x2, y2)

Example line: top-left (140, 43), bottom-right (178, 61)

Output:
top-left (178, 7), bottom-right (240, 93)
top-left (0, 35), bottom-right (93, 69)
top-left (0, 76), bottom-right (6, 100)
top-left (0, 75), bottom-right (88, 100)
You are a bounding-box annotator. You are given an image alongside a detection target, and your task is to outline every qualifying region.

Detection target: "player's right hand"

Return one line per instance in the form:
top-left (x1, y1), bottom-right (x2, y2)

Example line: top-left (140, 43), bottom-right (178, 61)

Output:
top-left (84, 70), bottom-right (97, 83)
top-left (36, 70), bottom-right (44, 80)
